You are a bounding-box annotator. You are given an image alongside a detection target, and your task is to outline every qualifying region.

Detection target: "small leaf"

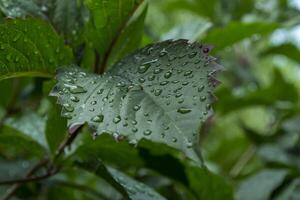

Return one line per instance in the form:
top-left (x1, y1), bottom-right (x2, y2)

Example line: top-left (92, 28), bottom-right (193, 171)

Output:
top-left (75, 159), bottom-right (166, 200)
top-left (261, 43), bottom-right (300, 63)
top-left (84, 0), bottom-right (144, 52)
top-left (4, 112), bottom-right (48, 149)
top-left (187, 165), bottom-right (234, 200)
top-left (105, 5), bottom-right (148, 69)
top-left (236, 169), bottom-right (288, 200)
top-left (51, 40), bottom-right (221, 162)
top-left (0, 18), bottom-right (73, 80)
top-left (45, 102), bottom-right (67, 154)
top-left (203, 22), bottom-right (278, 51)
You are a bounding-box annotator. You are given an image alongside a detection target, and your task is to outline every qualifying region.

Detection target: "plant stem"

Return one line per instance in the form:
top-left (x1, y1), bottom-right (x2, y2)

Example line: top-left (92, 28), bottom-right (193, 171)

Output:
top-left (0, 127), bottom-right (82, 200)
top-left (53, 180), bottom-right (110, 200)
top-left (229, 145), bottom-right (256, 178)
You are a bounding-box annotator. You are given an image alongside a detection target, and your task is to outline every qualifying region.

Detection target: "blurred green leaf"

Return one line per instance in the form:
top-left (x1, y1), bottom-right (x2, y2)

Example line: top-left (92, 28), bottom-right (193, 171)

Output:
top-left (4, 112), bottom-right (48, 149)
top-left (84, 0), bottom-right (145, 70)
top-left (187, 165), bottom-right (234, 200)
top-left (236, 169), bottom-right (288, 200)
top-left (45, 102), bottom-right (67, 154)
top-left (0, 0), bottom-right (45, 18)
top-left (203, 22), bottom-right (278, 51)
top-left (74, 134), bottom-right (144, 169)
top-left (0, 126), bottom-right (46, 158)
top-left (275, 178), bottom-right (300, 200)
top-left (261, 43), bottom-right (300, 63)
top-left (0, 18), bottom-right (73, 80)
top-left (164, 0), bottom-right (217, 21)
top-left (75, 158), bottom-right (166, 200)
top-left (105, 5), bottom-right (147, 69)
top-left (216, 69), bottom-right (298, 114)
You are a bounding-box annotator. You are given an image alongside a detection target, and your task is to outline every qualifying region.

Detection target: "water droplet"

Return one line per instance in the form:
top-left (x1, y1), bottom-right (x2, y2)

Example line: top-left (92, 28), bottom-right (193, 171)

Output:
top-left (178, 98), bottom-right (184, 104)
top-left (177, 107), bottom-right (191, 114)
top-left (132, 120), bottom-right (137, 125)
top-left (97, 89), bottom-right (104, 94)
top-left (12, 34), bottom-right (20, 42)
top-left (113, 115), bottom-right (121, 124)
top-left (188, 52), bottom-right (197, 58)
top-left (164, 71), bottom-right (172, 79)
top-left (154, 68), bottom-right (163, 74)
top-left (182, 81), bottom-right (189, 86)
top-left (138, 78), bottom-right (145, 83)
top-left (154, 89), bottom-right (162, 96)
top-left (200, 96), bottom-right (207, 101)
top-left (175, 93), bottom-right (182, 98)
top-left (133, 105), bottom-right (141, 111)
top-left (70, 96), bottom-right (79, 102)
top-left (198, 85), bottom-right (205, 92)
top-left (206, 104), bottom-right (211, 110)
top-left (172, 137), bottom-right (177, 143)
top-left (143, 129), bottom-right (152, 136)
top-left (63, 103), bottom-right (74, 112)
top-left (69, 85), bottom-right (86, 94)
top-left (160, 81), bottom-right (169, 86)
top-left (91, 114), bottom-right (104, 123)
top-left (132, 127), bottom-right (138, 132)
top-left (184, 70), bottom-right (193, 76)
top-left (159, 49), bottom-right (168, 57)
top-left (91, 101), bottom-right (97, 105)
top-left (138, 63), bottom-right (151, 74)
top-left (117, 81), bottom-right (126, 87)
top-left (146, 74), bottom-right (154, 81)
top-left (62, 112), bottom-right (72, 119)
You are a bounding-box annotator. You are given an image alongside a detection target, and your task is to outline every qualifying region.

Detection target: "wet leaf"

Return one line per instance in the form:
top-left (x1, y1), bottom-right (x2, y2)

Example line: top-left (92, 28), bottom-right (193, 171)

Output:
top-left (0, 18), bottom-right (73, 80)
top-left (51, 39), bottom-right (221, 162)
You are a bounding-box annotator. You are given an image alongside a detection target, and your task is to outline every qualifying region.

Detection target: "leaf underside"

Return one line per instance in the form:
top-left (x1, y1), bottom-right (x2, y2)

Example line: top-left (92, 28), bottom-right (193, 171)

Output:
top-left (51, 39), bottom-right (221, 162)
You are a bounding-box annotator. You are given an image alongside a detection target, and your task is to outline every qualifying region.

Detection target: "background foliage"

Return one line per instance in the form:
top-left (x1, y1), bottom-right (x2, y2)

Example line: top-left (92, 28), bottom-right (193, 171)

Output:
top-left (0, 0), bottom-right (299, 199)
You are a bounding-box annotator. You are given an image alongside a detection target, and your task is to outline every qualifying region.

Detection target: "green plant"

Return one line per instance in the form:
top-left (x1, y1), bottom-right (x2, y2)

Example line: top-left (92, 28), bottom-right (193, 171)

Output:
top-left (1, 0), bottom-right (300, 200)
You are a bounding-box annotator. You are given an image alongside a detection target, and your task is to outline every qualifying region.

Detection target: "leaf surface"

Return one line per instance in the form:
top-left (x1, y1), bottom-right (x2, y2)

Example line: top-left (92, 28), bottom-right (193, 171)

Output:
top-left (75, 158), bottom-right (166, 200)
top-left (0, 18), bottom-right (73, 80)
top-left (203, 22), bottom-right (278, 51)
top-left (51, 40), bottom-right (221, 162)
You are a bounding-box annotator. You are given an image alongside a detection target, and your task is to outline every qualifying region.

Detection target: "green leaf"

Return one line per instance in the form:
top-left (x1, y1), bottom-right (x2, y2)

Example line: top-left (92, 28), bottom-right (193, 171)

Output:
top-left (203, 22), bottom-right (278, 51)
top-left (0, 112), bottom-right (47, 158)
top-left (275, 178), bottom-right (300, 200)
top-left (84, 0), bottom-right (145, 70)
top-left (52, 0), bottom-right (88, 35)
top-left (45, 102), bottom-right (67, 154)
top-left (0, 18), bottom-right (73, 80)
top-left (105, 5), bottom-right (147, 69)
top-left (74, 134), bottom-right (144, 169)
top-left (164, 0), bottom-right (217, 21)
top-left (51, 40), bottom-right (221, 162)
top-left (0, 0), bottom-right (46, 18)
top-left (187, 165), bottom-right (234, 200)
top-left (216, 69), bottom-right (298, 114)
top-left (75, 159), bottom-right (166, 200)
top-left (261, 43), bottom-right (300, 63)
top-left (4, 112), bottom-right (48, 149)
top-left (236, 169), bottom-right (288, 200)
